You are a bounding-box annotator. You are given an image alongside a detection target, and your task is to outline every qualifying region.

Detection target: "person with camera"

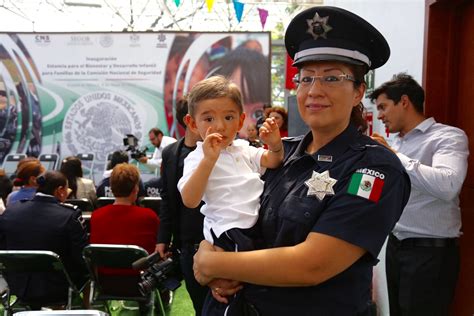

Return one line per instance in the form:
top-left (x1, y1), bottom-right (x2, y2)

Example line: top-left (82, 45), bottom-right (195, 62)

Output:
top-left (90, 163), bottom-right (160, 315)
top-left (138, 128), bottom-right (177, 172)
top-left (156, 98), bottom-right (208, 316)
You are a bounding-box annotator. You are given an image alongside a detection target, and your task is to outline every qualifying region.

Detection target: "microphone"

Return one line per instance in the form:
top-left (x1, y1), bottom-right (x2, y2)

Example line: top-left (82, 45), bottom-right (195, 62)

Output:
top-left (132, 252), bottom-right (162, 270)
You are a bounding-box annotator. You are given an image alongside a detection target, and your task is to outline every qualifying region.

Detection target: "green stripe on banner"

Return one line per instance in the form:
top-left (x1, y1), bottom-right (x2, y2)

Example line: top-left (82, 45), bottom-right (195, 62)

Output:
top-left (348, 173), bottom-right (363, 194)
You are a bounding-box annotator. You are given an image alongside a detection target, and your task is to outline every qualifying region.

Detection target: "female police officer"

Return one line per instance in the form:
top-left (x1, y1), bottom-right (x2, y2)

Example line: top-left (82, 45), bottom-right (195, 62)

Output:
top-left (193, 6), bottom-right (411, 315)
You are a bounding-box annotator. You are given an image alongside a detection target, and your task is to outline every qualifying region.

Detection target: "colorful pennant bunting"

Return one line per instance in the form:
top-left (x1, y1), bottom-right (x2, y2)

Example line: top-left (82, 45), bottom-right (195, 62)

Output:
top-left (232, 0), bottom-right (244, 23)
top-left (257, 8), bottom-right (268, 30)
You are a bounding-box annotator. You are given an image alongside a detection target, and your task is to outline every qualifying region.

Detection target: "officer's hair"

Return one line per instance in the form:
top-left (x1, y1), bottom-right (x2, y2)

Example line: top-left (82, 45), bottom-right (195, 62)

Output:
top-left (149, 127), bottom-right (163, 137)
top-left (369, 73), bottom-right (425, 114)
top-left (36, 171), bottom-right (67, 196)
top-left (187, 75), bottom-right (243, 117)
top-left (110, 163), bottom-right (140, 198)
top-left (13, 158), bottom-right (44, 187)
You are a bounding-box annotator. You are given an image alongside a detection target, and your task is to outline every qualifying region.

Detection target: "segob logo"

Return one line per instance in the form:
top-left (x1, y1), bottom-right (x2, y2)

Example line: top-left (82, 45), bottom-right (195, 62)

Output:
top-left (62, 91), bottom-right (143, 162)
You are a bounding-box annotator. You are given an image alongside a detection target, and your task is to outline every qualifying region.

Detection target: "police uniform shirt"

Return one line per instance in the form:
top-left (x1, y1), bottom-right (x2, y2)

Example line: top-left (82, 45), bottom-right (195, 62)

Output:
top-left (243, 124), bottom-right (411, 315)
top-left (0, 194), bottom-right (88, 303)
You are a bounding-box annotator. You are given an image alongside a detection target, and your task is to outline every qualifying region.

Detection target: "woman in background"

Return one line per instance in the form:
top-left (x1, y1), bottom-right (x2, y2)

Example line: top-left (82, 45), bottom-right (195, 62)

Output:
top-left (265, 106), bottom-right (289, 138)
top-left (60, 156), bottom-right (96, 205)
top-left (6, 158), bottom-right (44, 206)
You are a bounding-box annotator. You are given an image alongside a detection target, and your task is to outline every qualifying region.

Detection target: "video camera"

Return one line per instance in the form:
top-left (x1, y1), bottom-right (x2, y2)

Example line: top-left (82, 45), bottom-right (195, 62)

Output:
top-left (132, 252), bottom-right (182, 296)
top-left (123, 134), bottom-right (148, 160)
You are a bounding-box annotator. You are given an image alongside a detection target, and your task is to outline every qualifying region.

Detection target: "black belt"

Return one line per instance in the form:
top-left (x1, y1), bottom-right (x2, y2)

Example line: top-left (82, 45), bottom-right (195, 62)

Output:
top-left (389, 233), bottom-right (459, 248)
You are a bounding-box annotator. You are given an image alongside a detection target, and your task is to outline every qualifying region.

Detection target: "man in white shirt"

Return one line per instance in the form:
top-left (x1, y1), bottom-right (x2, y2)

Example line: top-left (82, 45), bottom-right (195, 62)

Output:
top-left (138, 127), bottom-right (177, 172)
top-left (371, 73), bottom-right (469, 316)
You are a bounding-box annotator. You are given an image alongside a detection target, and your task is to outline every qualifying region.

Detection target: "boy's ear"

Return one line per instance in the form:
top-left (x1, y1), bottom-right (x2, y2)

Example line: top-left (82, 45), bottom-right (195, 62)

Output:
top-left (184, 114), bottom-right (198, 133)
top-left (238, 112), bottom-right (246, 130)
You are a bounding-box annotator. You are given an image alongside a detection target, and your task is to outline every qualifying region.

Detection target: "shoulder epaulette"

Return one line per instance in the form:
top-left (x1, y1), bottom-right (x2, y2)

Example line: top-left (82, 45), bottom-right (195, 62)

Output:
top-left (60, 202), bottom-right (79, 211)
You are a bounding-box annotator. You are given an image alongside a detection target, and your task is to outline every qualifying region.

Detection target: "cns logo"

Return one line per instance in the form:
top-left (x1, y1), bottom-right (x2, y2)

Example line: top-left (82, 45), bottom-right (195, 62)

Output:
top-left (35, 35), bottom-right (51, 46)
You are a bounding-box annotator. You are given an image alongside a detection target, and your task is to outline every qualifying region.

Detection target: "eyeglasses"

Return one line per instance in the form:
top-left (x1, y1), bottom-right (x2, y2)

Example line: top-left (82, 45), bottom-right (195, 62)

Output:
top-left (293, 74), bottom-right (356, 88)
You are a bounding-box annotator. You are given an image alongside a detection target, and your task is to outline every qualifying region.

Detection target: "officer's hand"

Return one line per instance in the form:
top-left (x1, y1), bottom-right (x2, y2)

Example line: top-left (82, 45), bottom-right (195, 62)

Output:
top-left (208, 279), bottom-right (243, 304)
top-left (138, 156), bottom-right (148, 163)
top-left (155, 243), bottom-right (171, 259)
top-left (371, 132), bottom-right (396, 153)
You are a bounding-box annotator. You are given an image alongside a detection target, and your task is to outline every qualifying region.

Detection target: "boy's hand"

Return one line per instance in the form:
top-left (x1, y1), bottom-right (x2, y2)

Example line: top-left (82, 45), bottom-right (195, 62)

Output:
top-left (202, 127), bottom-right (225, 161)
top-left (259, 117), bottom-right (282, 151)
top-left (371, 132), bottom-right (396, 153)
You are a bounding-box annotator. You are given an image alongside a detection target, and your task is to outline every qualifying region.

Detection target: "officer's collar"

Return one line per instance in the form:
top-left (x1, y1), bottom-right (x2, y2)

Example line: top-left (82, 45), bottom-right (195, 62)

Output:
top-left (33, 192), bottom-right (59, 203)
top-left (287, 123), bottom-right (361, 166)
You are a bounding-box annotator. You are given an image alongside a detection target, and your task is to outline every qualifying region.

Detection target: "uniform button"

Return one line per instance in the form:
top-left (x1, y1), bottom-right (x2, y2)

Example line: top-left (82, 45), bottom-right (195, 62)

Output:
top-left (304, 212), bottom-right (311, 218)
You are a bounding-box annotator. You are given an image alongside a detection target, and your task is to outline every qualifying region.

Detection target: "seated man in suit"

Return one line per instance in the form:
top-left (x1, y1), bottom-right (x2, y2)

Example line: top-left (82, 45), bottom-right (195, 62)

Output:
top-left (0, 170), bottom-right (88, 308)
top-left (90, 163), bottom-right (160, 315)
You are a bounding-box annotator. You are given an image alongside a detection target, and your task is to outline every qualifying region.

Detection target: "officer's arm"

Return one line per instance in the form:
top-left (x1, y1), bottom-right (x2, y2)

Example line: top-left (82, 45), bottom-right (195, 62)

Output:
top-left (194, 232), bottom-right (365, 287)
top-left (67, 211), bottom-right (89, 266)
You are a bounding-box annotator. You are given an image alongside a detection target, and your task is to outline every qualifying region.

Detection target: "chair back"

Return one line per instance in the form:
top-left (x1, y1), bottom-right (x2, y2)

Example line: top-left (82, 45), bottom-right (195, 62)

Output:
top-left (0, 250), bottom-right (82, 309)
top-left (75, 153), bottom-right (95, 179)
top-left (95, 197), bottom-right (115, 209)
top-left (83, 244), bottom-right (148, 270)
top-left (138, 197), bottom-right (162, 217)
top-left (65, 198), bottom-right (94, 213)
top-left (82, 244), bottom-right (167, 315)
top-left (38, 154), bottom-right (59, 171)
top-left (2, 154), bottom-right (26, 177)
top-left (82, 244), bottom-right (148, 302)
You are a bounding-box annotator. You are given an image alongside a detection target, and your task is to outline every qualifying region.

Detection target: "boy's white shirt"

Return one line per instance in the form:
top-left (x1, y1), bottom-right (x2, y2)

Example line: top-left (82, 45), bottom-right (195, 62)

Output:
top-left (177, 139), bottom-right (265, 243)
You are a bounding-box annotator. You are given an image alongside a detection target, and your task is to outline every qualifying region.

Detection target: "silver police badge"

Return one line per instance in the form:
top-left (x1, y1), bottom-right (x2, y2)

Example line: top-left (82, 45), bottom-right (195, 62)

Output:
top-left (306, 12), bottom-right (333, 40)
top-left (305, 170), bottom-right (337, 200)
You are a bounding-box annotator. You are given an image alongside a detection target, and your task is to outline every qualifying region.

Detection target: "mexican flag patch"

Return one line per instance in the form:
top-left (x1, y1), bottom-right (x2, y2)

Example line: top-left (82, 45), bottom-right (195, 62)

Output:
top-left (347, 171), bottom-right (385, 202)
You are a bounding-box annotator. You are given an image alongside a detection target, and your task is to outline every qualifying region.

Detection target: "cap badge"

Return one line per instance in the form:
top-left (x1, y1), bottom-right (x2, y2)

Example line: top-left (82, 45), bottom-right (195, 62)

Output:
top-left (306, 12), bottom-right (333, 40)
top-left (305, 170), bottom-right (337, 200)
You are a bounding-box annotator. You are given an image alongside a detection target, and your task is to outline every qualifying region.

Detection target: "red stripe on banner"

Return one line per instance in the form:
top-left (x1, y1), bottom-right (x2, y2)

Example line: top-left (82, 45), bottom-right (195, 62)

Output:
top-left (285, 54), bottom-right (298, 90)
top-left (369, 177), bottom-right (384, 202)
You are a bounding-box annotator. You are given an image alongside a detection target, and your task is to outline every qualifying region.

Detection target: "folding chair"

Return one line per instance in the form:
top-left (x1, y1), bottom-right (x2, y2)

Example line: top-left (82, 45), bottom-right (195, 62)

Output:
top-left (65, 198), bottom-right (94, 213)
top-left (0, 250), bottom-right (88, 313)
top-left (38, 154), bottom-right (59, 171)
top-left (75, 153), bottom-right (95, 180)
top-left (138, 197), bottom-right (162, 217)
top-left (1, 154), bottom-right (26, 177)
top-left (82, 244), bottom-right (166, 316)
top-left (95, 197), bottom-right (114, 209)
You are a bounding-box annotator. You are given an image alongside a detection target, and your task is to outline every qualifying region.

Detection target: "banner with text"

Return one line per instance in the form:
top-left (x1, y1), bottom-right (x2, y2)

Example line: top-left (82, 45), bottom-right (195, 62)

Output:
top-left (0, 32), bottom-right (271, 178)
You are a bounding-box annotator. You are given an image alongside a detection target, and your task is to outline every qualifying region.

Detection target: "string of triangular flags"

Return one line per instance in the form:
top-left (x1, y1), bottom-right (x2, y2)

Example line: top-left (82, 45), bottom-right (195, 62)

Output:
top-left (173, 0), bottom-right (269, 29)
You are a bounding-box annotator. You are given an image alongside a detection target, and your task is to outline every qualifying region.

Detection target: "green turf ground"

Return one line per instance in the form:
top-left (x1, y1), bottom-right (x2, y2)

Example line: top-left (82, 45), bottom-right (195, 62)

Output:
top-left (0, 281), bottom-right (196, 315)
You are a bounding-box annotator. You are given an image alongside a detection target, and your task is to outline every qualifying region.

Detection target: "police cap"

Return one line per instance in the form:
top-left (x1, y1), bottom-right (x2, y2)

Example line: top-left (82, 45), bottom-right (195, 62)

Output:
top-left (285, 6), bottom-right (390, 71)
